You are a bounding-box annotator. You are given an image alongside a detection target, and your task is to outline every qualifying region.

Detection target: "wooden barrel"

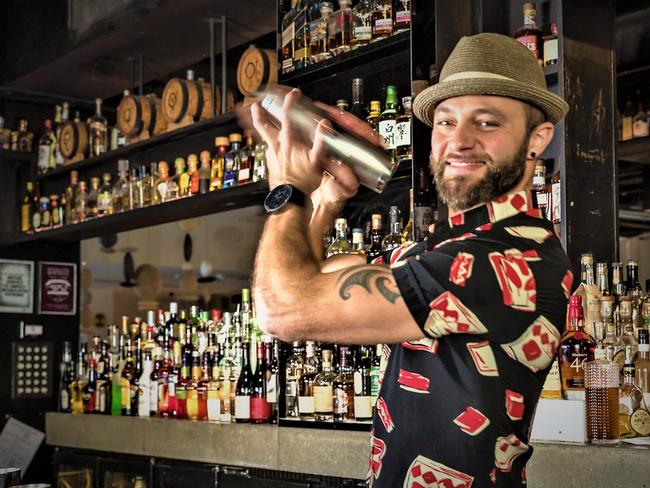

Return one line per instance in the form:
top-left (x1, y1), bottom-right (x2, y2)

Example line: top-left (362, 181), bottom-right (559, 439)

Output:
top-left (117, 91), bottom-right (167, 137)
top-left (237, 45), bottom-right (278, 97)
top-left (59, 120), bottom-right (89, 159)
top-left (162, 71), bottom-right (215, 123)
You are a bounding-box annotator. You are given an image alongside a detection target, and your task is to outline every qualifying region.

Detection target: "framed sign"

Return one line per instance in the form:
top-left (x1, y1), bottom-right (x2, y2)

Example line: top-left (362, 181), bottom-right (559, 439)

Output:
top-left (0, 260), bottom-right (34, 314)
top-left (38, 261), bottom-right (77, 315)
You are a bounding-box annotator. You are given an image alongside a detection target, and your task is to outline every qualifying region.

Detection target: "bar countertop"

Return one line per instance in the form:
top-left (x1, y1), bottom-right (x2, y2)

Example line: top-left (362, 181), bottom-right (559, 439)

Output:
top-left (46, 413), bottom-right (650, 486)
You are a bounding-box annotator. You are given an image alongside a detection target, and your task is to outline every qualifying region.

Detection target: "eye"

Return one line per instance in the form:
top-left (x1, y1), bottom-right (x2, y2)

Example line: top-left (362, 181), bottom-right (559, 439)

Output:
top-left (435, 119), bottom-right (452, 127)
top-left (478, 120), bottom-right (499, 128)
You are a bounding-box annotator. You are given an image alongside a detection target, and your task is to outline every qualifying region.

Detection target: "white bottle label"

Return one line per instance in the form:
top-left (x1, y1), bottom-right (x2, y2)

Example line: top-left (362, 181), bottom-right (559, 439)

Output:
top-left (313, 385), bottom-right (333, 413)
top-left (354, 25), bottom-right (372, 41)
top-left (207, 398), bottom-right (221, 421)
top-left (234, 395), bottom-right (251, 419)
top-left (395, 10), bottom-right (411, 25)
top-left (149, 381), bottom-right (158, 413)
top-left (536, 191), bottom-right (548, 208)
top-left (238, 168), bottom-right (250, 182)
top-left (60, 389), bottom-right (69, 410)
top-left (138, 379), bottom-right (150, 417)
top-left (551, 181), bottom-right (561, 222)
top-left (633, 120), bottom-right (649, 138)
top-left (354, 396), bottom-right (372, 419)
top-left (298, 396), bottom-right (315, 414)
top-left (354, 371), bottom-right (363, 395)
top-left (375, 18), bottom-right (393, 33)
top-left (378, 120), bottom-right (396, 149)
top-left (395, 121), bottom-right (411, 147)
top-left (543, 38), bottom-right (558, 65)
top-left (38, 145), bottom-right (50, 172)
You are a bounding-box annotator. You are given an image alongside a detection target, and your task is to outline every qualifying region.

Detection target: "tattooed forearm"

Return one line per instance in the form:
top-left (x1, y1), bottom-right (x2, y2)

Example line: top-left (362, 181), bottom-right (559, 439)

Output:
top-left (337, 266), bottom-right (401, 304)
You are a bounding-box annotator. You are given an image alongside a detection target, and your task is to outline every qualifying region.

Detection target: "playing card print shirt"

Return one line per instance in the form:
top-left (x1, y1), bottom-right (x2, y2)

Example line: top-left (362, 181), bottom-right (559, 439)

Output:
top-left (368, 190), bottom-right (573, 488)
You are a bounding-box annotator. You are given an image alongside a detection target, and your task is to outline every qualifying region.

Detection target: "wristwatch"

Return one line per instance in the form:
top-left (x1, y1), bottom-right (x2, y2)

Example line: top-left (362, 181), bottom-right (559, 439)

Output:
top-left (264, 184), bottom-right (307, 213)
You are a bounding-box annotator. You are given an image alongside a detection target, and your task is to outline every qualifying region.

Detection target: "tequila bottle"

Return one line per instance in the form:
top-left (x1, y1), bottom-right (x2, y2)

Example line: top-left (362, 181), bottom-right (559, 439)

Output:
top-left (211, 137), bottom-right (229, 191)
top-left (97, 173), bottom-right (113, 216)
top-left (327, 218), bottom-right (352, 257)
top-left (328, 0), bottom-right (353, 56)
top-left (89, 97), bottom-right (108, 157)
top-left (75, 181), bottom-right (89, 223)
top-left (382, 205), bottom-right (402, 251)
top-left (309, 1), bottom-right (333, 64)
top-left (314, 348), bottom-right (337, 421)
top-left (112, 160), bottom-right (130, 213)
top-left (371, 0), bottom-right (393, 41)
top-left (87, 177), bottom-right (100, 219)
top-left (351, 0), bottom-right (373, 48)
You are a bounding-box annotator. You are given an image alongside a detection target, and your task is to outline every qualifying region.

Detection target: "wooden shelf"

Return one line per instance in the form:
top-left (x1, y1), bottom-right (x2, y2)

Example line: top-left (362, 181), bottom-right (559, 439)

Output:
top-left (279, 30), bottom-right (410, 88)
top-left (6, 181), bottom-right (267, 245)
top-left (34, 112), bottom-right (239, 181)
top-left (617, 137), bottom-right (650, 165)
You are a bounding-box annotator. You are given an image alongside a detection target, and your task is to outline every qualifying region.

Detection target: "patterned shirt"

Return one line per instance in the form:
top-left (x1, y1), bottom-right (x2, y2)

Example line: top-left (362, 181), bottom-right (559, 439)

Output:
top-left (368, 190), bottom-right (573, 488)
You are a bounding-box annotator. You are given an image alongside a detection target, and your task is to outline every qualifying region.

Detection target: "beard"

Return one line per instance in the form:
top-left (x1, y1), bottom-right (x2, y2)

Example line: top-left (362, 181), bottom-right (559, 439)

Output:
top-left (431, 139), bottom-right (528, 211)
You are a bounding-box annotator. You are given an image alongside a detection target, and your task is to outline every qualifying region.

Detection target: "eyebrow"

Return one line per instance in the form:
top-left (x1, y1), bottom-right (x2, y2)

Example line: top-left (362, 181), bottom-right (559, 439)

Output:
top-left (434, 106), bottom-right (508, 121)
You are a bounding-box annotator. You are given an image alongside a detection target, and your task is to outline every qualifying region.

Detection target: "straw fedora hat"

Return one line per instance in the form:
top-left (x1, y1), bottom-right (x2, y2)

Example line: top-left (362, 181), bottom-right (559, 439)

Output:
top-left (413, 32), bottom-right (569, 126)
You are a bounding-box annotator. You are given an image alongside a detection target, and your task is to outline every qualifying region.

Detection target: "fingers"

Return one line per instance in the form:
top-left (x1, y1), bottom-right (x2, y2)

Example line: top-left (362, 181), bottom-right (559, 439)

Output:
top-left (314, 101), bottom-right (385, 148)
top-left (323, 159), bottom-right (359, 196)
top-left (279, 88), bottom-right (302, 152)
top-left (251, 102), bottom-right (280, 153)
top-left (309, 118), bottom-right (332, 164)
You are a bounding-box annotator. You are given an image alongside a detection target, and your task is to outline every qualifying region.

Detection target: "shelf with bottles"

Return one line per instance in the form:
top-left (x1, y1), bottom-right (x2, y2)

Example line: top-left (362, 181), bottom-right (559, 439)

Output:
top-left (617, 137), bottom-right (650, 165)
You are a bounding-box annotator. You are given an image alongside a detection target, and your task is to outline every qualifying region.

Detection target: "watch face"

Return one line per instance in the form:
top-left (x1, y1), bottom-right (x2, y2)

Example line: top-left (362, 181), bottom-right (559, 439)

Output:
top-left (264, 184), bottom-right (293, 212)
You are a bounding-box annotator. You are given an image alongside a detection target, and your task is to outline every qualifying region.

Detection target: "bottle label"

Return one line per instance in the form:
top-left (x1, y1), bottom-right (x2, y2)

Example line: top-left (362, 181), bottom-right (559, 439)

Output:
top-left (370, 367), bottom-right (380, 401)
top-left (543, 38), bottom-right (558, 65)
top-left (234, 395), bottom-right (251, 419)
top-left (281, 25), bottom-right (295, 72)
top-left (238, 168), bottom-right (251, 182)
top-left (298, 395), bottom-right (315, 414)
top-left (138, 382), bottom-right (150, 416)
top-left (21, 205), bottom-right (30, 232)
top-left (516, 34), bottom-right (540, 60)
top-left (551, 181), bottom-right (561, 223)
top-left (60, 389), bottom-right (69, 411)
top-left (414, 205), bottom-right (435, 240)
top-left (374, 18), bottom-right (393, 35)
top-left (313, 385), bottom-right (333, 413)
top-left (207, 398), bottom-right (221, 421)
top-left (38, 144), bottom-right (50, 172)
top-left (613, 349), bottom-right (626, 374)
top-left (285, 379), bottom-right (297, 397)
top-left (631, 408), bottom-right (650, 436)
top-left (395, 121), bottom-right (411, 148)
top-left (354, 396), bottom-right (372, 420)
top-left (150, 382), bottom-right (158, 414)
top-left (354, 26), bottom-right (372, 41)
top-left (97, 384), bottom-right (106, 413)
top-left (333, 386), bottom-right (348, 414)
top-left (309, 19), bottom-right (326, 43)
top-left (536, 191), bottom-right (548, 208)
top-left (378, 120), bottom-right (396, 149)
top-left (266, 373), bottom-right (278, 403)
top-left (395, 10), bottom-right (411, 25)
top-left (98, 193), bottom-right (112, 212)
top-left (32, 212), bottom-right (41, 230)
top-left (250, 397), bottom-right (270, 420)
top-left (541, 360), bottom-right (561, 394)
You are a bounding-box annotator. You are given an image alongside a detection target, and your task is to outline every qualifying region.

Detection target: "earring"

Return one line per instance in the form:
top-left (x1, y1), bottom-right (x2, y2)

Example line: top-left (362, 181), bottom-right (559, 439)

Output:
top-left (530, 151), bottom-right (536, 158)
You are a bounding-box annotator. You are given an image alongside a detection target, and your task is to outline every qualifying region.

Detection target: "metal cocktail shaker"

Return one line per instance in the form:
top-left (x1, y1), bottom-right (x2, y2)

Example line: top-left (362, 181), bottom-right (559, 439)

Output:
top-left (257, 85), bottom-right (398, 193)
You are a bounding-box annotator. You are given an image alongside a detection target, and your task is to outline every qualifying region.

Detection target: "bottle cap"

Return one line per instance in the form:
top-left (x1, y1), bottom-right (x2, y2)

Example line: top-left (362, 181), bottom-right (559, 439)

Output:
top-left (370, 100), bottom-right (381, 111)
top-left (212, 309), bottom-right (222, 321)
top-left (229, 133), bottom-right (243, 142)
top-left (170, 302), bottom-right (178, 315)
top-left (215, 136), bottom-right (230, 146)
top-left (242, 288), bottom-right (250, 301)
top-left (102, 172), bottom-right (111, 180)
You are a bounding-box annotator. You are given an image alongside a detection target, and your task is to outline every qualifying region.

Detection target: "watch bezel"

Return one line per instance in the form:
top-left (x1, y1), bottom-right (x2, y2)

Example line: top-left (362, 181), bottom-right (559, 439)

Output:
top-left (264, 184), bottom-right (294, 213)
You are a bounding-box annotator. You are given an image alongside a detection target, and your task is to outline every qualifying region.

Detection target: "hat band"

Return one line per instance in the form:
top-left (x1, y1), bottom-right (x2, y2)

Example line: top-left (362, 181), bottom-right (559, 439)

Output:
top-left (442, 71), bottom-right (516, 83)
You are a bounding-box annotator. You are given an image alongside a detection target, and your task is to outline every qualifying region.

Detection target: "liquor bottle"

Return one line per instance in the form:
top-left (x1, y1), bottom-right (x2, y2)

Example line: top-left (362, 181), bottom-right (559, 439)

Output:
top-left (219, 343), bottom-right (236, 422)
top-left (580, 252), bottom-right (595, 285)
top-left (559, 295), bottom-right (596, 400)
top-left (327, 218), bottom-right (352, 257)
top-left (382, 206), bottom-right (402, 251)
top-left (619, 297), bottom-right (638, 359)
top-left (595, 262), bottom-right (610, 297)
top-left (393, 0), bottom-right (411, 32)
top-left (96, 342), bottom-right (111, 414)
top-left (612, 262), bottom-right (626, 298)
top-left (354, 346), bottom-right (373, 421)
top-left (172, 158), bottom-right (188, 198)
top-left (37, 197), bottom-right (52, 231)
top-left (293, 0), bottom-right (310, 71)
top-left (51, 195), bottom-right (63, 228)
top-left (234, 343), bottom-right (253, 423)
top-left (137, 351), bottom-right (153, 417)
top-left (207, 352), bottom-right (221, 422)
top-left (211, 137), bottom-right (229, 191)
top-left (532, 161), bottom-right (548, 217)
top-left (370, 344), bottom-right (382, 409)
top-left (130, 340), bottom-right (143, 416)
top-left (543, 21), bottom-right (559, 66)
top-left (111, 351), bottom-right (125, 416)
top-left (265, 339), bottom-right (280, 423)
top-left (195, 151), bottom-right (210, 194)
top-left (366, 100), bottom-right (381, 131)
top-left (54, 104), bottom-right (65, 167)
top-left (251, 341), bottom-right (271, 424)
top-left (281, 0), bottom-right (298, 73)
top-left (285, 341), bottom-right (305, 418)
top-left (17, 118), bottom-right (33, 152)
top-left (619, 346), bottom-right (650, 438)
top-left (350, 78), bottom-right (366, 119)
top-left (0, 116), bottom-right (10, 150)
top-left (37, 118), bottom-right (56, 174)
top-left (111, 160), bottom-right (130, 213)
top-left (367, 213), bottom-right (384, 260)
top-left (239, 131), bottom-right (255, 186)
top-left (371, 0), bottom-right (393, 40)
top-left (401, 189), bottom-right (415, 246)
top-left (514, 2), bottom-right (543, 64)
top-left (70, 360), bottom-right (85, 415)
top-left (223, 134), bottom-right (243, 188)
top-left (352, 227), bottom-right (366, 255)
top-left (96, 173), bottom-right (113, 216)
top-left (314, 348), bottom-right (337, 421)
top-left (58, 342), bottom-right (74, 412)
top-left (337, 99), bottom-right (349, 113)
top-left (89, 98), bottom-right (108, 157)
top-left (328, 0), bottom-right (353, 56)
top-left (585, 332), bottom-right (620, 444)
top-left (621, 98), bottom-right (634, 142)
top-left (195, 352), bottom-right (210, 421)
top-left (626, 258), bottom-right (644, 331)
top-left (253, 141), bottom-right (267, 182)
top-left (149, 356), bottom-right (161, 417)
top-left (395, 96), bottom-right (412, 162)
top-left (351, 0), bottom-right (373, 47)
top-left (309, 1), bottom-right (333, 63)
top-left (298, 341), bottom-right (319, 420)
top-left (633, 102), bottom-right (649, 139)
top-left (75, 181), bottom-right (89, 223)
top-left (184, 154), bottom-right (198, 195)
top-left (333, 346), bottom-right (355, 422)
top-left (185, 351), bottom-right (201, 420)
top-left (601, 296), bottom-right (625, 373)
top-left (379, 85), bottom-right (398, 161)
top-left (121, 342), bottom-right (137, 416)
top-left (157, 345), bottom-right (173, 417)
top-left (86, 177), bottom-right (100, 219)
top-left (21, 182), bottom-right (35, 233)
top-left (635, 329), bottom-right (650, 407)
top-left (156, 161), bottom-right (171, 202)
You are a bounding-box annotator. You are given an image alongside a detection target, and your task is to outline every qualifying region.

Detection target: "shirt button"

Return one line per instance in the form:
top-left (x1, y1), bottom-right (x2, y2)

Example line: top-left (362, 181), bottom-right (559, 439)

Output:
top-left (415, 255), bottom-right (421, 261)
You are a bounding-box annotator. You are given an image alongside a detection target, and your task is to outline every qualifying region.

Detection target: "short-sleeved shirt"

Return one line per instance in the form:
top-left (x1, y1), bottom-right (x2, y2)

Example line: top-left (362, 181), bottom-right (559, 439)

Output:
top-left (368, 190), bottom-right (573, 488)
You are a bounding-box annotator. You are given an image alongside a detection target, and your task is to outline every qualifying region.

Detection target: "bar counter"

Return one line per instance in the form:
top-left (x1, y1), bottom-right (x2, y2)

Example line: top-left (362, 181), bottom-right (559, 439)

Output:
top-left (46, 413), bottom-right (649, 486)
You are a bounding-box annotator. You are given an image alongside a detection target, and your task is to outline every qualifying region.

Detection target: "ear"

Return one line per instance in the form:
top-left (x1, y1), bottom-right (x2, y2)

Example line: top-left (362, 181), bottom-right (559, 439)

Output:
top-left (526, 122), bottom-right (555, 160)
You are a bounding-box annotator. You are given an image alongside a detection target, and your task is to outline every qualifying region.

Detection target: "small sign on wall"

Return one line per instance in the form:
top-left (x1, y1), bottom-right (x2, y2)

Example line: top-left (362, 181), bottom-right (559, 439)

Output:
top-left (0, 259), bottom-right (34, 314)
top-left (38, 261), bottom-right (77, 315)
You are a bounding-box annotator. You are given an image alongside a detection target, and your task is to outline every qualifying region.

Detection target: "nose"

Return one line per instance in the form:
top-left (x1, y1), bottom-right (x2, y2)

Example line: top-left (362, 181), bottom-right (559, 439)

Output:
top-left (445, 121), bottom-right (478, 153)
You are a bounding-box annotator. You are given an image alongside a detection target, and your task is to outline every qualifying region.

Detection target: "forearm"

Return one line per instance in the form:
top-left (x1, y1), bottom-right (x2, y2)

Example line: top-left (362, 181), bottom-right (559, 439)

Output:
top-left (308, 197), bottom-right (343, 262)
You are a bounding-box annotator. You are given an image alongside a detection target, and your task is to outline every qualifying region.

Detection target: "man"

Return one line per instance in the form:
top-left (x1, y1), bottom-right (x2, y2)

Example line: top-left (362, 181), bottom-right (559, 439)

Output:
top-left (251, 33), bottom-right (573, 487)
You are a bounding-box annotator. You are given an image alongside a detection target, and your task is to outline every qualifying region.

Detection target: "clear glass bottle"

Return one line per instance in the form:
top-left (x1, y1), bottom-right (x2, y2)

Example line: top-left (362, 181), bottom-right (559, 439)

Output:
top-left (619, 297), bottom-right (638, 360)
top-left (327, 218), bottom-right (352, 257)
top-left (619, 346), bottom-right (649, 438)
top-left (165, 164), bottom-right (180, 201)
top-left (350, 78), bottom-right (366, 119)
top-left (354, 345), bottom-right (373, 421)
top-left (223, 134), bottom-right (243, 188)
top-left (333, 346), bottom-right (354, 422)
top-left (253, 142), bottom-right (267, 182)
top-left (382, 205), bottom-right (402, 251)
top-left (37, 118), bottom-right (56, 174)
top-left (596, 262), bottom-right (610, 297)
top-left (393, 0), bottom-right (411, 32)
top-left (65, 171), bottom-right (78, 224)
top-left (328, 0), bottom-right (353, 56)
top-left (580, 252), bottom-right (595, 285)
top-left (612, 261), bottom-right (626, 298)
top-left (626, 258), bottom-right (644, 332)
top-left (97, 173), bottom-right (113, 216)
top-left (514, 2), bottom-right (543, 64)
top-left (87, 176), bottom-right (100, 219)
top-left (314, 348), bottom-right (337, 421)
top-left (149, 162), bottom-right (160, 205)
top-left (559, 295), bottom-right (596, 400)
top-left (285, 341), bottom-right (305, 418)
top-left (137, 165), bottom-right (151, 207)
top-left (351, 0), bottom-right (374, 48)
top-left (601, 296), bottom-right (625, 374)
top-left (129, 167), bottom-right (140, 210)
top-left (112, 160), bottom-right (130, 213)
top-left (89, 97), bottom-right (108, 157)
top-left (395, 96), bottom-right (412, 162)
top-left (352, 227), bottom-right (366, 255)
top-left (371, 0), bottom-right (393, 41)
top-left (309, 1), bottom-right (333, 63)
top-left (635, 329), bottom-right (650, 408)
top-left (298, 341), bottom-right (319, 420)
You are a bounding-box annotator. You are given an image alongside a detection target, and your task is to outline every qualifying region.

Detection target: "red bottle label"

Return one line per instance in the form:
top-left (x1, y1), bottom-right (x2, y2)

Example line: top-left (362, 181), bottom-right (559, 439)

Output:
top-left (250, 397), bottom-right (271, 421)
top-left (516, 34), bottom-right (539, 60)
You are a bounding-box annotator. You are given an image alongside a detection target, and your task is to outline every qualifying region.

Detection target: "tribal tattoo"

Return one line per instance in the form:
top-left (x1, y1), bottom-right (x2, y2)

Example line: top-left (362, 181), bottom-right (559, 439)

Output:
top-left (337, 265), bottom-right (401, 304)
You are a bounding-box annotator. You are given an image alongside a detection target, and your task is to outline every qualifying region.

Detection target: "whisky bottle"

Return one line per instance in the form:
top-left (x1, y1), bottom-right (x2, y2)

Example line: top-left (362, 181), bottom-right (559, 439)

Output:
top-left (395, 96), bottom-right (412, 162)
top-left (309, 1), bottom-right (333, 63)
top-left (97, 173), bottom-right (113, 216)
top-left (393, 0), bottom-right (411, 32)
top-left (75, 181), bottom-right (89, 223)
top-left (293, 0), bottom-right (310, 71)
top-left (354, 345), bottom-right (372, 421)
top-left (87, 177), bottom-right (100, 219)
top-left (371, 0), bottom-right (393, 40)
top-left (559, 295), bottom-right (596, 400)
top-left (351, 0), bottom-right (373, 47)
top-left (328, 0), bottom-right (353, 56)
top-left (543, 21), bottom-right (559, 66)
top-left (314, 348), bottom-right (337, 421)
top-left (285, 341), bottom-right (305, 417)
top-left (585, 336), bottom-right (620, 444)
top-left (70, 360), bottom-right (85, 415)
top-left (239, 131), bottom-right (255, 186)
top-left (514, 2), bottom-right (543, 64)
top-left (128, 168), bottom-right (140, 209)
top-left (367, 213), bottom-right (384, 260)
top-left (327, 218), bottom-right (352, 257)
top-left (224, 134), bottom-right (243, 189)
top-left (21, 182), bottom-right (35, 233)
top-left (366, 100), bottom-right (381, 131)
top-left (382, 206), bottom-right (402, 251)
top-left (186, 351), bottom-right (204, 420)
top-left (89, 98), bottom-right (108, 157)
top-left (281, 0), bottom-right (299, 73)
top-left (379, 85), bottom-right (398, 161)
top-left (37, 118), bottom-right (56, 174)
top-left (333, 346), bottom-right (355, 422)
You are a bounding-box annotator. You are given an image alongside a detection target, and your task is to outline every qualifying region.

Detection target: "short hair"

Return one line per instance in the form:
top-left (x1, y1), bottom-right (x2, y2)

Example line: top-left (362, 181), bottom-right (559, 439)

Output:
top-left (524, 103), bottom-right (547, 137)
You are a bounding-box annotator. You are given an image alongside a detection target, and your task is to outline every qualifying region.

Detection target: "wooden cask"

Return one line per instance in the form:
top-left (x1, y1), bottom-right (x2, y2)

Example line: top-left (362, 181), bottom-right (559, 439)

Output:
top-left (237, 45), bottom-right (278, 97)
top-left (59, 119), bottom-right (89, 163)
top-left (117, 90), bottom-right (167, 139)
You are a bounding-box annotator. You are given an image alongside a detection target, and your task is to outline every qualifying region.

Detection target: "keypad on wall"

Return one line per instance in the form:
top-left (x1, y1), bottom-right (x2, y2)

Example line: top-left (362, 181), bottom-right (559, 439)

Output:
top-left (12, 342), bottom-right (53, 399)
